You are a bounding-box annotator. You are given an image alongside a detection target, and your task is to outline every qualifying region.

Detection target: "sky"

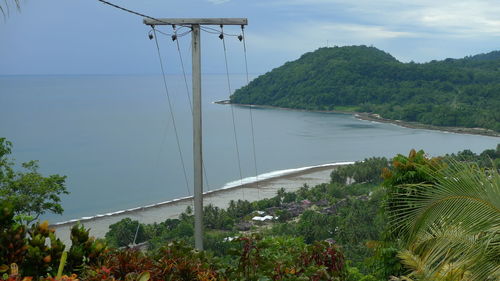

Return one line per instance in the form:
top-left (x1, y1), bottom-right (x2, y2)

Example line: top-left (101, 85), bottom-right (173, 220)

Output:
top-left (0, 0), bottom-right (499, 75)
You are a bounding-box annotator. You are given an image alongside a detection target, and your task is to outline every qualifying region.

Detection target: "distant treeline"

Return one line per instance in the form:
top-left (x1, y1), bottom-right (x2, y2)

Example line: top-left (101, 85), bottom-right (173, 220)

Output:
top-left (230, 45), bottom-right (500, 132)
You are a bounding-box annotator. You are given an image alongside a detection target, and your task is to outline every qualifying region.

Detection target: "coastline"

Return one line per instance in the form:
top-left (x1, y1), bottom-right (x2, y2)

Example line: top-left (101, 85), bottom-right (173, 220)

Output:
top-left (216, 100), bottom-right (500, 138)
top-left (51, 162), bottom-right (353, 246)
top-left (354, 112), bottom-right (500, 137)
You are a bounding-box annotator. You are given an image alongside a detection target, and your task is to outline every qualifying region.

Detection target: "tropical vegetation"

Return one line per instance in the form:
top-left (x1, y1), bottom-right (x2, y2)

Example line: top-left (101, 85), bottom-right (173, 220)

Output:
top-left (386, 153), bottom-right (499, 280)
top-left (0, 138), bottom-right (68, 225)
top-left (230, 46), bottom-right (500, 132)
top-left (1, 137), bottom-right (499, 280)
top-left (0, 0), bottom-right (20, 19)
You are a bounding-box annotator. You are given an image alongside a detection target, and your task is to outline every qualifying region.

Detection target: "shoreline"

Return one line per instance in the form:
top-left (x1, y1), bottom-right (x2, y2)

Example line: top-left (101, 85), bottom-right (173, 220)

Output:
top-left (216, 100), bottom-right (500, 138)
top-left (51, 162), bottom-right (352, 245)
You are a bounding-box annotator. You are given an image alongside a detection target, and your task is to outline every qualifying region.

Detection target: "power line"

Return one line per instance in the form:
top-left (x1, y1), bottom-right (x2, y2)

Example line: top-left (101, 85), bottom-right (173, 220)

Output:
top-left (97, 0), bottom-right (240, 38)
top-left (151, 27), bottom-right (191, 197)
top-left (98, 0), bottom-right (251, 205)
top-left (221, 26), bottom-right (245, 198)
top-left (97, 0), bottom-right (164, 23)
top-left (241, 26), bottom-right (260, 199)
top-left (152, 27), bottom-right (191, 38)
top-left (200, 26), bottom-right (240, 37)
top-left (171, 27), bottom-right (212, 191)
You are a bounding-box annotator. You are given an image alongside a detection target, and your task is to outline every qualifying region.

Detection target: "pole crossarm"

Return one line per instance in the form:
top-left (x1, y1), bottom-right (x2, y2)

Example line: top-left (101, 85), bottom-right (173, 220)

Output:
top-left (143, 18), bottom-right (248, 26)
top-left (143, 17), bottom-right (247, 251)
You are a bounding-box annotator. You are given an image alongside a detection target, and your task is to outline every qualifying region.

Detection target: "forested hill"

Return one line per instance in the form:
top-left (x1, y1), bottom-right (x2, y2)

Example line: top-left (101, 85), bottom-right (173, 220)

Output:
top-left (230, 46), bottom-right (500, 132)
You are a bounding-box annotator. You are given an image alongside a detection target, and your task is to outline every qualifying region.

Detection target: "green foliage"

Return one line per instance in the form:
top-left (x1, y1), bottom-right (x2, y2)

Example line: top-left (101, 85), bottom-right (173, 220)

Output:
top-left (345, 266), bottom-right (380, 281)
top-left (0, 201), bottom-right (27, 268)
top-left (385, 157), bottom-right (500, 280)
top-left (382, 149), bottom-right (446, 238)
top-left (0, 201), bottom-right (105, 278)
top-left (153, 240), bottom-right (219, 280)
top-left (66, 223), bottom-right (106, 273)
top-left (228, 199), bottom-right (256, 218)
top-left (445, 143), bottom-right (500, 168)
top-left (334, 194), bottom-right (386, 264)
top-left (128, 205), bottom-right (239, 253)
top-left (105, 218), bottom-right (148, 248)
top-left (297, 210), bottom-right (336, 244)
top-left (364, 241), bottom-right (405, 279)
top-left (56, 251), bottom-right (68, 280)
top-left (81, 249), bottom-right (159, 281)
top-left (146, 217), bottom-right (194, 250)
top-left (203, 204), bottom-right (234, 230)
top-left (83, 236), bottom-right (346, 281)
top-left (0, 138), bottom-right (68, 224)
top-left (231, 46), bottom-right (500, 132)
top-left (225, 235), bottom-right (345, 280)
top-left (203, 230), bottom-right (238, 257)
top-left (267, 186), bottom-right (386, 269)
top-left (100, 147), bottom-right (499, 280)
top-left (331, 157), bottom-right (388, 185)
top-left (22, 221), bottom-right (66, 277)
top-left (382, 149), bottom-right (442, 188)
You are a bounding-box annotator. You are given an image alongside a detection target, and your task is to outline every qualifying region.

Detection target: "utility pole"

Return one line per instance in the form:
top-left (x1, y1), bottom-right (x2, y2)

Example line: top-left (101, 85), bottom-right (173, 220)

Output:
top-left (143, 18), bottom-right (248, 250)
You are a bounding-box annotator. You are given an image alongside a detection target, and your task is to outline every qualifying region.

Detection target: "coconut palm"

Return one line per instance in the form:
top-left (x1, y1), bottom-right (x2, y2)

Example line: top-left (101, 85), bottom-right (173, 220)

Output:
top-left (387, 160), bottom-right (500, 280)
top-left (1, 0), bottom-right (21, 19)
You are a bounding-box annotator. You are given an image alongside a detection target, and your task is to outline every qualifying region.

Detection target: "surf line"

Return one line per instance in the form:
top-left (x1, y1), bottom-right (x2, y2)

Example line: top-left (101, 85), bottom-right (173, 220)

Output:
top-left (52, 161), bottom-right (354, 226)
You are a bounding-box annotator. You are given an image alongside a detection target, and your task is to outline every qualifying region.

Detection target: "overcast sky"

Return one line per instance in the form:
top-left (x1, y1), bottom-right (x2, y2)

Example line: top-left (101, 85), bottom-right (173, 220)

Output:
top-left (1, 0), bottom-right (499, 75)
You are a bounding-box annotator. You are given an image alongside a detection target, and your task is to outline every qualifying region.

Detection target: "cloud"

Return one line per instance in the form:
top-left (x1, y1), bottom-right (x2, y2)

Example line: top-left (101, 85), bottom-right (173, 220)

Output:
top-left (242, 20), bottom-right (421, 71)
top-left (321, 23), bottom-right (418, 39)
top-left (263, 0), bottom-right (500, 38)
top-left (248, 22), bottom-right (417, 54)
top-left (415, 1), bottom-right (500, 37)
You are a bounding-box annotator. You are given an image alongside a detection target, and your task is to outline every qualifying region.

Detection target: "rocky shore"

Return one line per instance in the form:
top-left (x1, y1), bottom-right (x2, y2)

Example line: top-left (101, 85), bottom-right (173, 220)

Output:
top-left (215, 100), bottom-right (500, 138)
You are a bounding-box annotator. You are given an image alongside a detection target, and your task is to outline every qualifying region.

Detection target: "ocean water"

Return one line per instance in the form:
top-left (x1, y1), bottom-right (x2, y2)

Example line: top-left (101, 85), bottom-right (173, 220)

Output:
top-left (0, 74), bottom-right (498, 222)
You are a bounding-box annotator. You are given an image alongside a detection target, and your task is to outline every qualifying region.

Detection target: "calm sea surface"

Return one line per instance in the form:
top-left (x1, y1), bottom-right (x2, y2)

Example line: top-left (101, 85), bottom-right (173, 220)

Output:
top-left (1, 75), bottom-right (498, 222)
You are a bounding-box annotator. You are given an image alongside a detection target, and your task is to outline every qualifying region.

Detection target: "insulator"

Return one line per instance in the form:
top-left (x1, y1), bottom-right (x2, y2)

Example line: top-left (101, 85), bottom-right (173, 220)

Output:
top-left (172, 34), bottom-right (177, 41)
top-left (238, 35), bottom-right (243, 41)
top-left (219, 33), bottom-right (224, 40)
top-left (148, 33), bottom-right (154, 40)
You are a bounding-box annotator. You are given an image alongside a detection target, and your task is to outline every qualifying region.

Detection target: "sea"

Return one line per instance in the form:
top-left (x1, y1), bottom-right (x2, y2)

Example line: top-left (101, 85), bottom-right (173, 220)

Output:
top-left (1, 74), bottom-right (498, 222)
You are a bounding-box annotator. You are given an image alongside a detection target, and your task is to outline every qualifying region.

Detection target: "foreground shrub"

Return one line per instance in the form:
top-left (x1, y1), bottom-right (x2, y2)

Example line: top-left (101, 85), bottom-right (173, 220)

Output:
top-left (82, 236), bottom-right (346, 281)
top-left (0, 201), bottom-right (106, 279)
top-left (82, 241), bottom-right (218, 281)
top-left (225, 234), bottom-right (345, 280)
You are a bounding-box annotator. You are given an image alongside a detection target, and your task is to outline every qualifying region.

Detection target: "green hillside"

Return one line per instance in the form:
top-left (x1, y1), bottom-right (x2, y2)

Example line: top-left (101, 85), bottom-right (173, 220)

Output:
top-left (230, 46), bottom-right (500, 132)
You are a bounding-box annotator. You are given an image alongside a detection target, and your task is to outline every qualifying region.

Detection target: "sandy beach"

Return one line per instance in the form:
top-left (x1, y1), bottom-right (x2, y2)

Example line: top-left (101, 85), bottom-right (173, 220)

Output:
top-left (51, 162), bottom-right (352, 246)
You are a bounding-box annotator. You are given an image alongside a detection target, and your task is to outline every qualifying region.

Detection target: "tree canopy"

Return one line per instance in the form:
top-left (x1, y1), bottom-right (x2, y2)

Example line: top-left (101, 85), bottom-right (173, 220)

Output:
top-left (0, 138), bottom-right (68, 224)
top-left (230, 45), bottom-right (500, 132)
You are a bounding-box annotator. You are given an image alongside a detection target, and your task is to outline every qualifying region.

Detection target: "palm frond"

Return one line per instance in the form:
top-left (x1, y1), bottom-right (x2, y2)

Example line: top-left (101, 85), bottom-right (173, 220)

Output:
top-left (1, 0), bottom-right (20, 20)
top-left (388, 160), bottom-right (499, 240)
top-left (387, 160), bottom-right (500, 280)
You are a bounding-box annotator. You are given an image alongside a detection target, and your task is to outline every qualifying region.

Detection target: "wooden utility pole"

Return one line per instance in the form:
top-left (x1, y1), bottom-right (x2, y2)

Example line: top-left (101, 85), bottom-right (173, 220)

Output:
top-left (143, 18), bottom-right (248, 250)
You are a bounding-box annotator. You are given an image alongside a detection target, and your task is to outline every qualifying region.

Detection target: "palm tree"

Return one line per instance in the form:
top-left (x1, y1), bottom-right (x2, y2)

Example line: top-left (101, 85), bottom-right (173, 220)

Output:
top-left (1, 0), bottom-right (21, 19)
top-left (387, 160), bottom-right (500, 280)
